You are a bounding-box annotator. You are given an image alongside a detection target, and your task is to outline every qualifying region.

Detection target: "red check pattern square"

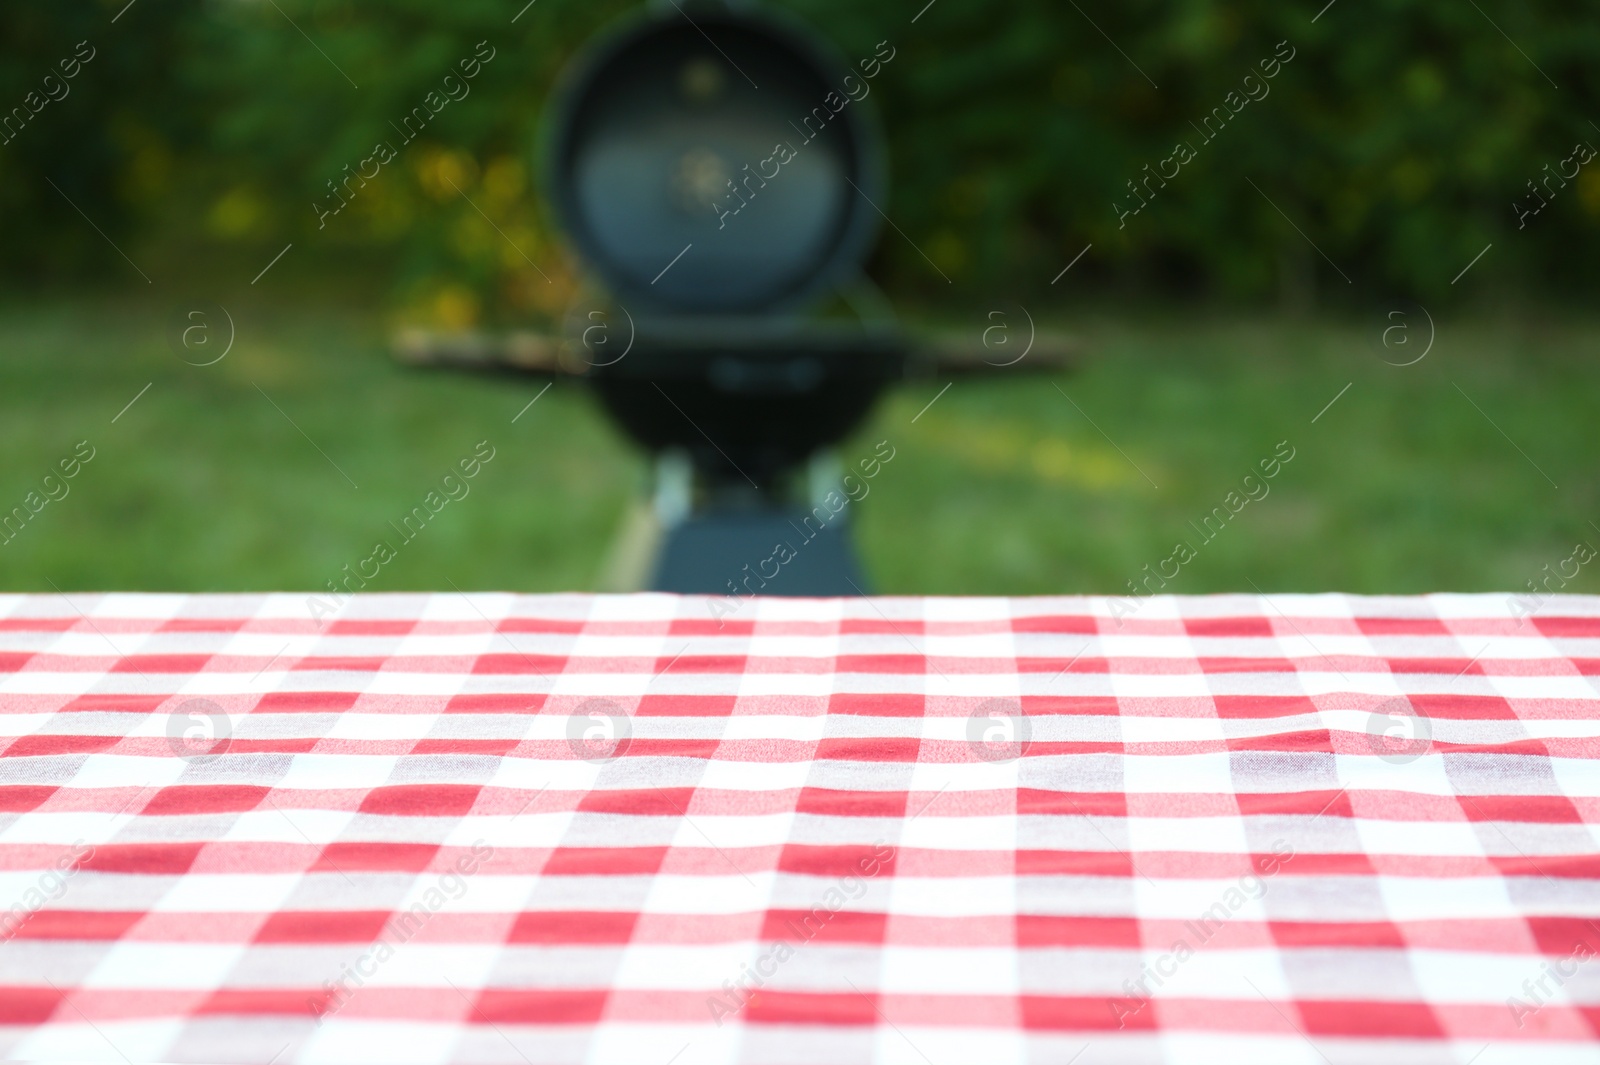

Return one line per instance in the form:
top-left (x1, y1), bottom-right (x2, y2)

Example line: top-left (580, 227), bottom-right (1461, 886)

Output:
top-left (1, 591), bottom-right (1598, 1064)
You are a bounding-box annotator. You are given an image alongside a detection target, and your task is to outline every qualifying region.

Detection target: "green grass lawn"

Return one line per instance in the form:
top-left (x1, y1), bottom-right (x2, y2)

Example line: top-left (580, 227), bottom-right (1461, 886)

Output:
top-left (2, 295), bottom-right (1596, 597)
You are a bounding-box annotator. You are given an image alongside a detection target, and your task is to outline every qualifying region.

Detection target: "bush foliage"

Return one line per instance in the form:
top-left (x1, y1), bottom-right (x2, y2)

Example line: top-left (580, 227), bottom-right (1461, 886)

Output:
top-left (2, 0), bottom-right (1595, 318)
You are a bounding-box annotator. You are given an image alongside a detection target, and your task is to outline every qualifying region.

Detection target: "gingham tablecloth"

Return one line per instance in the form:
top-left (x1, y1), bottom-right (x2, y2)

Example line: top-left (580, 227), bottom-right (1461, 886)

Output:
top-left (2, 592), bottom-right (1599, 1065)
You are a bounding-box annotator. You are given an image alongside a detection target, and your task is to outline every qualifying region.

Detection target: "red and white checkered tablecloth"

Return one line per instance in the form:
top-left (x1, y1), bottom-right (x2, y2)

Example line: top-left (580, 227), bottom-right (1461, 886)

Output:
top-left (2, 592), bottom-right (1599, 1065)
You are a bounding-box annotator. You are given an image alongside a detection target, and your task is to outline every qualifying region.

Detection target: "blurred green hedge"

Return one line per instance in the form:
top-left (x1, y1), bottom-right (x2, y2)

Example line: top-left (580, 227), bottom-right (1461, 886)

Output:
top-left (2, 0), bottom-right (1595, 320)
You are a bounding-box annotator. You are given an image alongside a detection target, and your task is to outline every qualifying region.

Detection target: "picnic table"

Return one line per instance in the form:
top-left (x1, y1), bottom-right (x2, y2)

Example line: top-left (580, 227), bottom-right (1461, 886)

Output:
top-left (1, 592), bottom-right (1597, 1064)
